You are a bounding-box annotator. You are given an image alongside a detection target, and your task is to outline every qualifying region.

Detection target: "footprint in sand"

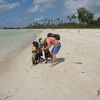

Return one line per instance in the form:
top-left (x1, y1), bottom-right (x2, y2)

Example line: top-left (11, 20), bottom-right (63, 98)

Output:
top-left (81, 72), bottom-right (85, 74)
top-left (81, 52), bottom-right (85, 54)
top-left (74, 62), bottom-right (83, 64)
top-left (3, 96), bottom-right (11, 100)
top-left (97, 88), bottom-right (100, 97)
top-left (97, 59), bottom-right (100, 61)
top-left (66, 53), bottom-right (71, 55)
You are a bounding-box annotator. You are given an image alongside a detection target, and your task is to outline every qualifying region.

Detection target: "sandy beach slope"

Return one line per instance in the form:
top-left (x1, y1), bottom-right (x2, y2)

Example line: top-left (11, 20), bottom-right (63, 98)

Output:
top-left (0, 29), bottom-right (100, 100)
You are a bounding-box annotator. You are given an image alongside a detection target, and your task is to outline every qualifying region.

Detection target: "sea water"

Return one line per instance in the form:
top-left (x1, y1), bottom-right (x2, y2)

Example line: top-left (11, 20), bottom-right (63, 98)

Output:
top-left (0, 29), bottom-right (38, 64)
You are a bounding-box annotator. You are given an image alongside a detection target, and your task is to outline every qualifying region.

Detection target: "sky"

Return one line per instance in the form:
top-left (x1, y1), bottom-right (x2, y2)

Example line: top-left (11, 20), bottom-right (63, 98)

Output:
top-left (0, 0), bottom-right (100, 27)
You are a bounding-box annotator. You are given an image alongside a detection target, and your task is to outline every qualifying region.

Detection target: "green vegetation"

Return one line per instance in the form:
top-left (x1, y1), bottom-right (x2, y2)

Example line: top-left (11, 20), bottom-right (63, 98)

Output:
top-left (25, 7), bottom-right (100, 29)
top-left (3, 7), bottom-right (100, 29)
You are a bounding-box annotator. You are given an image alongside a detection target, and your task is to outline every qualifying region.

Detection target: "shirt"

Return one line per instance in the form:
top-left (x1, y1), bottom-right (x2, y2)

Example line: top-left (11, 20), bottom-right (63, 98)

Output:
top-left (32, 46), bottom-right (37, 53)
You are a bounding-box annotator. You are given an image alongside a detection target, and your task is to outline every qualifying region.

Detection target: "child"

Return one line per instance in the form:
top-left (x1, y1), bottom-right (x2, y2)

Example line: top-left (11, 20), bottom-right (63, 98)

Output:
top-left (32, 41), bottom-right (39, 65)
top-left (38, 38), bottom-right (45, 63)
top-left (43, 39), bottom-right (52, 63)
top-left (39, 38), bottom-right (44, 49)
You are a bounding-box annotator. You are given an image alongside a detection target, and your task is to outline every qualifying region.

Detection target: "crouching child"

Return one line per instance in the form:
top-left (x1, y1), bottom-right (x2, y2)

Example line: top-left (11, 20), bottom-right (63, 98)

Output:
top-left (32, 41), bottom-right (39, 65)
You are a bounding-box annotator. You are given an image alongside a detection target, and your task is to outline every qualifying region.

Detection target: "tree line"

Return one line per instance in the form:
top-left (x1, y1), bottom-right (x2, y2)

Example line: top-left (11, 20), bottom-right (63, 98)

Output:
top-left (26, 7), bottom-right (100, 29)
top-left (3, 7), bottom-right (100, 29)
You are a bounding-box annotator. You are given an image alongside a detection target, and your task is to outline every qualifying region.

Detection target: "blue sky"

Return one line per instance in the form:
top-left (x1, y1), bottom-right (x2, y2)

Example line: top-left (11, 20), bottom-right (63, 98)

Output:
top-left (0, 0), bottom-right (100, 27)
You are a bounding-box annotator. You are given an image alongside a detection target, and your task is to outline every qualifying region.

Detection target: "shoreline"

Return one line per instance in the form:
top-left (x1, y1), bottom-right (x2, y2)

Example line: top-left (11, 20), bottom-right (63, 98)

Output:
top-left (0, 29), bottom-right (43, 74)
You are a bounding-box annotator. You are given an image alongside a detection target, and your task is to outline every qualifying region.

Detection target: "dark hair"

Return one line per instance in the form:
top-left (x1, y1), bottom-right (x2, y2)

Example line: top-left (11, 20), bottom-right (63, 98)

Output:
top-left (39, 38), bottom-right (42, 42)
top-left (32, 41), bottom-right (39, 48)
top-left (47, 33), bottom-right (53, 37)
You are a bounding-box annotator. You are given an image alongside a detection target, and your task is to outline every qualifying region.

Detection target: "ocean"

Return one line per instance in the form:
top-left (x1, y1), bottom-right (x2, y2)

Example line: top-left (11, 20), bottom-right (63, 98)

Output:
top-left (0, 29), bottom-right (38, 64)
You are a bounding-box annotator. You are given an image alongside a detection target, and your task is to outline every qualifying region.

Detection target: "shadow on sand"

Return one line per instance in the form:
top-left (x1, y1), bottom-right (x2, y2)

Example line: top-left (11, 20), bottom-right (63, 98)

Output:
top-left (55, 58), bottom-right (65, 66)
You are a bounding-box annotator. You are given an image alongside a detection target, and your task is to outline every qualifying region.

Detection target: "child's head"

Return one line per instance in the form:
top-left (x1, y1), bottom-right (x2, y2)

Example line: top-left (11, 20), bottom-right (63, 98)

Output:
top-left (39, 38), bottom-right (42, 42)
top-left (32, 41), bottom-right (38, 48)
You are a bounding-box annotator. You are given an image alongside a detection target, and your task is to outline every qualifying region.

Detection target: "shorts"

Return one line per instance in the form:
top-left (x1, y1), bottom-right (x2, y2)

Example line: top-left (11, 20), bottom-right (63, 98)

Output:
top-left (52, 43), bottom-right (61, 54)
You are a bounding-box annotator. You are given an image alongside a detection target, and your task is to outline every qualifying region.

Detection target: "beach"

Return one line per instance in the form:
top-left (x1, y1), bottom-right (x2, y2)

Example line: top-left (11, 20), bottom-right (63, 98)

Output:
top-left (0, 29), bottom-right (100, 100)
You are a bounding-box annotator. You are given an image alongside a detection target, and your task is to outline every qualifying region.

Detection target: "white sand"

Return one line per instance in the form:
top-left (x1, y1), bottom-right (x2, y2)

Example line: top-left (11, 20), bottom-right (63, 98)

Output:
top-left (0, 29), bottom-right (100, 100)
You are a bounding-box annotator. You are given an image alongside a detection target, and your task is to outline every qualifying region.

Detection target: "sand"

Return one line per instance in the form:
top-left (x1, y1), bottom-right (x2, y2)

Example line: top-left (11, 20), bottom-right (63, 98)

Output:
top-left (0, 29), bottom-right (100, 100)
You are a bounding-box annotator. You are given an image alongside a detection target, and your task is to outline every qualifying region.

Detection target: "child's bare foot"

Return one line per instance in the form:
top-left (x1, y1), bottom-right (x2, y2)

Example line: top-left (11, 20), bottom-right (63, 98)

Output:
top-left (50, 60), bottom-right (53, 63)
top-left (49, 63), bottom-right (55, 67)
top-left (45, 61), bottom-right (48, 63)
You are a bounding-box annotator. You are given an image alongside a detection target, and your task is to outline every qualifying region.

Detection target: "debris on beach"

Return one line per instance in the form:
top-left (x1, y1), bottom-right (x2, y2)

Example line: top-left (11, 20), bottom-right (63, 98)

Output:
top-left (74, 62), bottom-right (83, 64)
top-left (66, 52), bottom-right (71, 55)
top-left (3, 96), bottom-right (9, 100)
top-left (81, 52), bottom-right (85, 54)
top-left (81, 72), bottom-right (85, 74)
top-left (97, 88), bottom-right (100, 97)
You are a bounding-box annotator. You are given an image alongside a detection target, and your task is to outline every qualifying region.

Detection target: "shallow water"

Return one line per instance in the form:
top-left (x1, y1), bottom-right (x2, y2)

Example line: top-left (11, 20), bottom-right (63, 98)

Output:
top-left (0, 29), bottom-right (38, 64)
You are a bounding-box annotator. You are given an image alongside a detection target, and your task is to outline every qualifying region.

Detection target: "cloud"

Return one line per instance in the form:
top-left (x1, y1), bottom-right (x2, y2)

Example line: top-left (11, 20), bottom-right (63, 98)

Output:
top-left (0, 0), bottom-right (4, 3)
top-left (63, 0), bottom-right (87, 15)
top-left (0, 1), bottom-right (20, 12)
top-left (33, 0), bottom-right (55, 8)
top-left (87, 0), bottom-right (100, 17)
top-left (33, 0), bottom-right (55, 4)
top-left (22, 0), bottom-right (28, 3)
top-left (8, 3), bottom-right (20, 9)
top-left (27, 5), bottom-right (44, 13)
top-left (34, 16), bottom-right (44, 21)
top-left (63, 0), bottom-right (100, 17)
top-left (27, 0), bottom-right (56, 13)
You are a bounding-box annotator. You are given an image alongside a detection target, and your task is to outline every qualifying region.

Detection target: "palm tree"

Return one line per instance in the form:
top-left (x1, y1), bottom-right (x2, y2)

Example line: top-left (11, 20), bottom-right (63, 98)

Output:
top-left (48, 19), bottom-right (50, 25)
top-left (43, 19), bottom-right (46, 26)
top-left (57, 18), bottom-right (60, 25)
top-left (97, 17), bottom-right (100, 23)
top-left (71, 14), bottom-right (77, 23)
top-left (67, 16), bottom-right (72, 23)
top-left (77, 7), bottom-right (94, 24)
top-left (50, 18), bottom-right (53, 25)
top-left (45, 18), bottom-right (48, 24)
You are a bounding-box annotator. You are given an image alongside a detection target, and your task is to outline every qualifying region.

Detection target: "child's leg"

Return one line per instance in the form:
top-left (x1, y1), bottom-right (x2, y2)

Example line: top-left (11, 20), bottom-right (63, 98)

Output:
top-left (35, 53), bottom-right (39, 64)
top-left (45, 56), bottom-right (48, 63)
top-left (32, 57), bottom-right (34, 64)
top-left (44, 52), bottom-right (48, 63)
top-left (40, 56), bottom-right (44, 62)
top-left (32, 54), bottom-right (35, 65)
